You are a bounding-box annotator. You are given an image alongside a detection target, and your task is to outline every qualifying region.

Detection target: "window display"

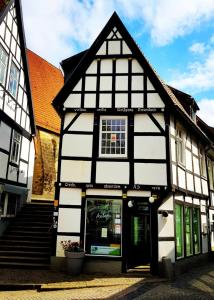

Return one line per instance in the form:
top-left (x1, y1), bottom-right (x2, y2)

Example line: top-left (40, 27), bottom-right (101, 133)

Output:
top-left (85, 198), bottom-right (122, 256)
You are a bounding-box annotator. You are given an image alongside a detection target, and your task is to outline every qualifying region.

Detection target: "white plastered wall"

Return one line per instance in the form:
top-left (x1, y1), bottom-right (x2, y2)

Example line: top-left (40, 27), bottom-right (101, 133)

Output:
top-left (96, 162), bottom-right (129, 184)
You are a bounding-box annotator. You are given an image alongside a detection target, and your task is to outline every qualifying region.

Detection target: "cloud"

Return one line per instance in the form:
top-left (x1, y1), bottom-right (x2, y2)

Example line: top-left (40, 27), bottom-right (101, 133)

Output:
top-left (197, 99), bottom-right (214, 127)
top-left (169, 48), bottom-right (214, 93)
top-left (189, 42), bottom-right (206, 55)
top-left (21, 0), bottom-right (214, 66)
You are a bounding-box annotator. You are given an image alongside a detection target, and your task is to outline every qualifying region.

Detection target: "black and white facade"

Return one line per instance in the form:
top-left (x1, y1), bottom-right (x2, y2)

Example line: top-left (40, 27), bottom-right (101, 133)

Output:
top-left (53, 13), bottom-right (212, 274)
top-left (0, 0), bottom-right (35, 233)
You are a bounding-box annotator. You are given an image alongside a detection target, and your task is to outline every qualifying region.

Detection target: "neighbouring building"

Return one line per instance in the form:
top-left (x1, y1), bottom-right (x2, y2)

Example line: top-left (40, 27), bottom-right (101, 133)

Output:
top-left (52, 12), bottom-right (213, 275)
top-left (0, 0), bottom-right (35, 233)
top-left (27, 49), bottom-right (63, 201)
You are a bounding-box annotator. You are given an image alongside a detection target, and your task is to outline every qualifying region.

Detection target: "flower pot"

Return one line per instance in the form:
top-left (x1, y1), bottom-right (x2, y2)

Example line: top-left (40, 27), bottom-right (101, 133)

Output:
top-left (64, 251), bottom-right (85, 275)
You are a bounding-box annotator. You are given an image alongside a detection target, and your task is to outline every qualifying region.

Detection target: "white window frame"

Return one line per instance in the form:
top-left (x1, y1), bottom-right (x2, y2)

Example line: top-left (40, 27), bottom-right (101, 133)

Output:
top-left (99, 115), bottom-right (128, 158)
top-left (0, 44), bottom-right (8, 85)
top-left (199, 147), bottom-right (207, 178)
top-left (10, 130), bottom-right (21, 164)
top-left (176, 127), bottom-right (185, 166)
top-left (8, 61), bottom-right (19, 98)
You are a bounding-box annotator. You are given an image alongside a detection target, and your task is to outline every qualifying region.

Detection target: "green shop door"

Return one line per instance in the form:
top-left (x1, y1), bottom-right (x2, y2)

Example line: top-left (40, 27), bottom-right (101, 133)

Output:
top-left (127, 199), bottom-right (150, 269)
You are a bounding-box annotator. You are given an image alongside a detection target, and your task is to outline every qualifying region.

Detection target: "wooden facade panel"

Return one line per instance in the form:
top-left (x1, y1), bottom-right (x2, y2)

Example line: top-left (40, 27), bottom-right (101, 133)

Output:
top-left (59, 188), bottom-right (82, 205)
top-left (185, 149), bottom-right (193, 171)
top-left (62, 134), bottom-right (93, 157)
top-left (58, 208), bottom-right (81, 233)
top-left (20, 136), bottom-right (30, 161)
top-left (0, 152), bottom-right (8, 178)
top-left (147, 93), bottom-right (165, 108)
top-left (0, 121), bottom-right (11, 151)
top-left (195, 176), bottom-right (202, 194)
top-left (158, 241), bottom-right (175, 263)
top-left (134, 163), bottom-right (167, 186)
top-left (178, 167), bottom-right (186, 189)
top-left (64, 94), bottom-right (81, 108)
top-left (115, 93), bottom-right (128, 107)
top-left (186, 172), bottom-right (194, 191)
top-left (134, 136), bottom-right (166, 159)
top-left (18, 161), bottom-right (27, 184)
top-left (202, 179), bottom-right (209, 196)
top-left (63, 113), bottom-right (77, 130)
top-left (60, 160), bottom-right (91, 183)
top-left (134, 114), bottom-right (161, 132)
top-left (96, 161), bottom-right (129, 184)
top-left (158, 214), bottom-right (174, 237)
top-left (66, 113), bottom-right (94, 132)
top-left (86, 60), bottom-right (97, 74)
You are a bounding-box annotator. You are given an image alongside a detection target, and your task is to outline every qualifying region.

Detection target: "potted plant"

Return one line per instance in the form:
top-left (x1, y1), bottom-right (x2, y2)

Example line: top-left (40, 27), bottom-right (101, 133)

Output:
top-left (61, 241), bottom-right (85, 275)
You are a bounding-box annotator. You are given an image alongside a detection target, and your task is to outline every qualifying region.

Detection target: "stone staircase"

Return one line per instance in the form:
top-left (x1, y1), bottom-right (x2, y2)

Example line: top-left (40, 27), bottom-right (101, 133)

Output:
top-left (0, 201), bottom-right (54, 269)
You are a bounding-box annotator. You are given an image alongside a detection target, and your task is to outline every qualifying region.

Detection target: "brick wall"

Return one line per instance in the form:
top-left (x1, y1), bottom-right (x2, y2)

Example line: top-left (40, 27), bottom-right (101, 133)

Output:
top-left (32, 129), bottom-right (59, 200)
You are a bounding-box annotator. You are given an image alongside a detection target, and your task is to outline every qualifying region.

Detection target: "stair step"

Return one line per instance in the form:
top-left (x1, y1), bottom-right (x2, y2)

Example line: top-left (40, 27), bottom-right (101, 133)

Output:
top-left (0, 261), bottom-right (50, 269)
top-left (6, 230), bottom-right (52, 236)
top-left (0, 256), bottom-right (50, 263)
top-left (9, 226), bottom-right (51, 232)
top-left (3, 235), bottom-right (52, 241)
top-left (0, 251), bottom-right (50, 257)
top-left (0, 239), bottom-right (50, 246)
top-left (0, 245), bottom-right (50, 252)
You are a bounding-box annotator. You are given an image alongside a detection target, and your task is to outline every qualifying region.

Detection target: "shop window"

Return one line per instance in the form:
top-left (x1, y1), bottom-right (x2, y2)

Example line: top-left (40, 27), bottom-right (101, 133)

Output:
top-left (10, 130), bottom-right (21, 164)
top-left (8, 61), bottom-right (19, 98)
top-left (199, 148), bottom-right (206, 178)
top-left (85, 198), bottom-right (122, 256)
top-left (176, 128), bottom-right (185, 165)
top-left (185, 206), bottom-right (193, 256)
top-left (0, 193), bottom-right (17, 217)
top-left (175, 203), bottom-right (184, 258)
top-left (193, 207), bottom-right (201, 254)
top-left (0, 45), bottom-right (8, 85)
top-left (99, 116), bottom-right (127, 157)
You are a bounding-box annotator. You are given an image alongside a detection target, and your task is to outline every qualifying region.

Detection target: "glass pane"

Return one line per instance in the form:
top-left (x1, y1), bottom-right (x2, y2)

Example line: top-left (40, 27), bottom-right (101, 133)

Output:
top-left (176, 204), bottom-right (183, 258)
top-left (193, 207), bottom-right (200, 254)
top-left (85, 199), bottom-right (122, 256)
top-left (185, 207), bottom-right (193, 256)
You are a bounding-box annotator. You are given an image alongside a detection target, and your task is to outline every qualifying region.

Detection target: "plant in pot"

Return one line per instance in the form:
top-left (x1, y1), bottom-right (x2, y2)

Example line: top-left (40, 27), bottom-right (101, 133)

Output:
top-left (61, 241), bottom-right (85, 275)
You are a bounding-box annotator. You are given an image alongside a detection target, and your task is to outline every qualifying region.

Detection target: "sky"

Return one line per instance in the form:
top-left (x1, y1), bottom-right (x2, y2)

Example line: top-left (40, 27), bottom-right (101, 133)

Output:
top-left (21, 0), bottom-right (214, 126)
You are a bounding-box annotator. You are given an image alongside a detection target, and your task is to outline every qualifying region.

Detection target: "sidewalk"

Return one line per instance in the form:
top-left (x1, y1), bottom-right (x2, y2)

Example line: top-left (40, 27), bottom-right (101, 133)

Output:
top-left (0, 269), bottom-right (165, 300)
top-left (0, 263), bottom-right (213, 300)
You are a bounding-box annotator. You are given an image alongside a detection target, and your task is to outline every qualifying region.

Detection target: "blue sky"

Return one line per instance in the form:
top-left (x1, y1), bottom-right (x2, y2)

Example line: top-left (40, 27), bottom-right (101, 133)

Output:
top-left (21, 0), bottom-right (214, 126)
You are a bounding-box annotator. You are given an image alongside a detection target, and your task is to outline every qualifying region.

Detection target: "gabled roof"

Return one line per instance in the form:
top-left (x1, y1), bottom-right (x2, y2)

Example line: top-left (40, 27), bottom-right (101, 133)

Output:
top-left (52, 12), bottom-right (210, 144)
top-left (27, 49), bottom-right (63, 134)
top-left (0, 0), bottom-right (36, 135)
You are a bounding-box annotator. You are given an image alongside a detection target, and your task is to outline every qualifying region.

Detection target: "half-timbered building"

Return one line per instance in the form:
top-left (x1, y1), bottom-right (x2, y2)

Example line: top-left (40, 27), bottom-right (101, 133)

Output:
top-left (52, 12), bottom-right (212, 275)
top-left (0, 0), bottom-right (35, 234)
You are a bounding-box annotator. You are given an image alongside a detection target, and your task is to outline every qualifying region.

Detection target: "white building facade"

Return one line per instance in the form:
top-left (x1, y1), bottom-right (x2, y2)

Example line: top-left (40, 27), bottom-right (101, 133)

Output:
top-left (53, 13), bottom-right (212, 275)
top-left (0, 0), bottom-right (35, 234)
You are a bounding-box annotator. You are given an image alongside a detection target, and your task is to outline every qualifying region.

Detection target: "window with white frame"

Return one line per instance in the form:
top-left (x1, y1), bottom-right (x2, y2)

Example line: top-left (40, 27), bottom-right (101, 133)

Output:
top-left (199, 148), bottom-right (206, 178)
top-left (208, 159), bottom-right (214, 191)
top-left (99, 116), bottom-right (127, 157)
top-left (8, 62), bottom-right (19, 98)
top-left (10, 130), bottom-right (21, 164)
top-left (176, 128), bottom-right (185, 165)
top-left (0, 45), bottom-right (8, 85)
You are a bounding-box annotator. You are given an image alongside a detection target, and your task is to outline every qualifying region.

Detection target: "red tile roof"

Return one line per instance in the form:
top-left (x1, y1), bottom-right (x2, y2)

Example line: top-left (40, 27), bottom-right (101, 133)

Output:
top-left (27, 49), bottom-right (63, 134)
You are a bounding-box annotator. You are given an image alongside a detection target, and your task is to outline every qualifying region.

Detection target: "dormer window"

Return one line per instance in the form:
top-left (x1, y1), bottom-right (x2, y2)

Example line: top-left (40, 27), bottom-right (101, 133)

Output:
top-left (99, 116), bottom-right (127, 157)
top-left (190, 106), bottom-right (196, 122)
top-left (176, 127), bottom-right (185, 165)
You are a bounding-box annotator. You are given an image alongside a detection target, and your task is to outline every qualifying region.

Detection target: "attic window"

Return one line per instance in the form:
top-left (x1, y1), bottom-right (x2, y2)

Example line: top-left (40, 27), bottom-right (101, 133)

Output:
top-left (190, 106), bottom-right (196, 122)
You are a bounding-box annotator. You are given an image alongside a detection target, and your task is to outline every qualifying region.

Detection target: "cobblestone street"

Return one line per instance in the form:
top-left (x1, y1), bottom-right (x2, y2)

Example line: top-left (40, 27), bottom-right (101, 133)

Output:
top-left (0, 263), bottom-right (213, 299)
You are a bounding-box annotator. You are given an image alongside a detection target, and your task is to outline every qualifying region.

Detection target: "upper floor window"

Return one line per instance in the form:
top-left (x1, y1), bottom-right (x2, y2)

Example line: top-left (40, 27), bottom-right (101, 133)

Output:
top-left (0, 45), bottom-right (8, 85)
top-left (208, 159), bottom-right (214, 190)
top-left (10, 130), bottom-right (21, 164)
top-left (8, 62), bottom-right (19, 98)
top-left (199, 148), bottom-right (206, 178)
top-left (176, 128), bottom-right (185, 165)
top-left (99, 116), bottom-right (127, 157)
